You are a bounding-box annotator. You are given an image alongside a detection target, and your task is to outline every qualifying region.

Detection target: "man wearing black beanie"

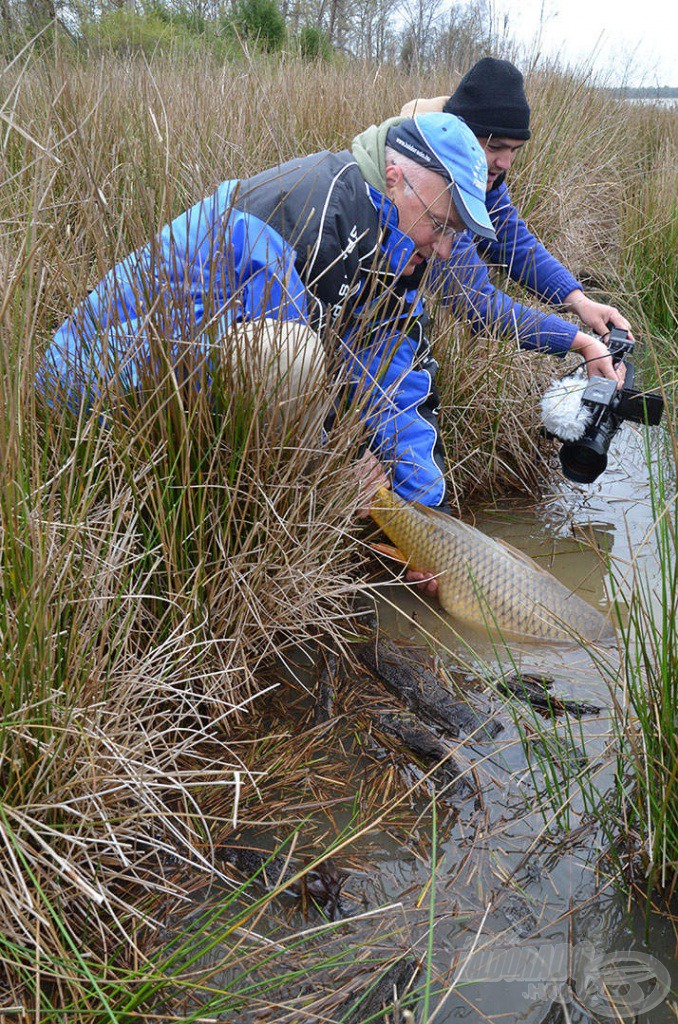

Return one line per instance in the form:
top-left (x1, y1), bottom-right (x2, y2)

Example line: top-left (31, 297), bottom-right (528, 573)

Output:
top-left (401, 57), bottom-right (631, 386)
top-left (445, 56), bottom-right (532, 141)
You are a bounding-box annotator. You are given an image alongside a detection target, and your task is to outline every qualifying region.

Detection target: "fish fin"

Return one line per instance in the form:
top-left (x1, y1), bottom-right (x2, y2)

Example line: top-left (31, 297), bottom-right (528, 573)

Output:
top-left (410, 504), bottom-right (553, 579)
top-left (369, 541), bottom-right (408, 565)
top-left (494, 537), bottom-right (555, 576)
top-left (410, 500), bottom-right (453, 521)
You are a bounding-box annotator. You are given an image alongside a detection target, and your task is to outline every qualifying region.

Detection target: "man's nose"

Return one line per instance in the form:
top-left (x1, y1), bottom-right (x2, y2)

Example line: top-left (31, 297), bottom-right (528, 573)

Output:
top-left (496, 150), bottom-right (512, 170)
top-left (432, 235), bottom-right (454, 259)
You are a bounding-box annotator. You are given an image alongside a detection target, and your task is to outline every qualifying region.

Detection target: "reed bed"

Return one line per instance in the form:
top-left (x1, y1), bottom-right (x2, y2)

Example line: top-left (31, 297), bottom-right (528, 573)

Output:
top-left (1, 42), bottom-right (676, 1018)
top-left (603, 422), bottom-right (678, 902)
top-left (620, 103), bottom-right (678, 360)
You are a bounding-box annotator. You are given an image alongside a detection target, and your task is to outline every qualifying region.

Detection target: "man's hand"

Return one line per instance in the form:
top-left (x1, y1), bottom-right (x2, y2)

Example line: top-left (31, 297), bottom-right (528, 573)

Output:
top-left (404, 568), bottom-right (439, 596)
top-left (354, 450), bottom-right (390, 518)
top-left (357, 454), bottom-right (440, 595)
top-left (399, 95), bottom-right (447, 117)
top-left (563, 289), bottom-right (633, 339)
top-left (569, 332), bottom-right (627, 388)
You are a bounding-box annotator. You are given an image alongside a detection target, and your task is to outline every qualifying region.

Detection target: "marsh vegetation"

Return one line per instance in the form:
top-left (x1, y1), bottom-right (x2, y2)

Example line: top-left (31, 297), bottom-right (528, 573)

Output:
top-left (0, 42), bottom-right (676, 1021)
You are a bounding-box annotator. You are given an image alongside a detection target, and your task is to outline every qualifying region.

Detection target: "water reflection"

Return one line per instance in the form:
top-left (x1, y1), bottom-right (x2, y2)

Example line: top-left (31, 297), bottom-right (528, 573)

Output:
top-left (367, 421), bottom-right (675, 1023)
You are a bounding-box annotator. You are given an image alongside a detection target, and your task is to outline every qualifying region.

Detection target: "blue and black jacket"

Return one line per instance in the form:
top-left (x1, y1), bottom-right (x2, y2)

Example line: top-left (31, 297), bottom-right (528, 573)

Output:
top-left (44, 150), bottom-right (449, 505)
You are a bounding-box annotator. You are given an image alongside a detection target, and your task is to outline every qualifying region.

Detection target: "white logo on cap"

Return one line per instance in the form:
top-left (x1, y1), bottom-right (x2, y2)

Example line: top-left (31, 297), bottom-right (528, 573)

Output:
top-left (472, 153), bottom-right (486, 190)
top-left (396, 137), bottom-right (432, 165)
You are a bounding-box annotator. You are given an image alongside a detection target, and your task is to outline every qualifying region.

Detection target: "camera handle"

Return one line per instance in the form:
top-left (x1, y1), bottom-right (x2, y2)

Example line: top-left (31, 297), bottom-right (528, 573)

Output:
top-left (605, 323), bottom-right (634, 365)
top-left (598, 323), bottom-right (636, 390)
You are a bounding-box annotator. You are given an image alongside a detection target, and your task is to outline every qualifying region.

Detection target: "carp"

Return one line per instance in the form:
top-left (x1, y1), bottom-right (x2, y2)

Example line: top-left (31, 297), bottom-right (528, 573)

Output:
top-left (369, 488), bottom-right (616, 643)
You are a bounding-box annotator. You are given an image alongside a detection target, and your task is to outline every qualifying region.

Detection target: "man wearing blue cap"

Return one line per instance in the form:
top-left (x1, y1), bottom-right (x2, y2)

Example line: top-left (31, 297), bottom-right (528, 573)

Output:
top-left (402, 57), bottom-right (631, 386)
top-left (44, 112), bottom-right (493, 514)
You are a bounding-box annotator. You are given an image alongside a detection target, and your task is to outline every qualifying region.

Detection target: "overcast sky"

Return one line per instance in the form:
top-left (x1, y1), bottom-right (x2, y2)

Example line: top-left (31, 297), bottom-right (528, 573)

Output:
top-left (495, 0), bottom-right (678, 88)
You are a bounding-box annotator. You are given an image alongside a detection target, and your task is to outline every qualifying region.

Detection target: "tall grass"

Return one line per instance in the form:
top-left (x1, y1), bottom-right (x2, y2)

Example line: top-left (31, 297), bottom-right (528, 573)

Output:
top-left (1, 41), bottom-right (676, 1017)
top-left (608, 423), bottom-right (678, 900)
top-left (620, 104), bottom-right (678, 355)
top-left (0, 46), bottom-right (378, 1014)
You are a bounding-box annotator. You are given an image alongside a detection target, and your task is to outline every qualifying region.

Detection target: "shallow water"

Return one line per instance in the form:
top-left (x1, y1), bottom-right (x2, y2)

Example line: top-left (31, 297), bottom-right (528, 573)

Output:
top-left (184, 422), bottom-right (676, 1023)
top-left (368, 421), bottom-right (676, 1023)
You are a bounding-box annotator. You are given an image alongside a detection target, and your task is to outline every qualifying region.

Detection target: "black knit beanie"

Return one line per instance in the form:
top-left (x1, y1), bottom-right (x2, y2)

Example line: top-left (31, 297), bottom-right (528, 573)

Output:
top-left (443, 57), bottom-right (531, 140)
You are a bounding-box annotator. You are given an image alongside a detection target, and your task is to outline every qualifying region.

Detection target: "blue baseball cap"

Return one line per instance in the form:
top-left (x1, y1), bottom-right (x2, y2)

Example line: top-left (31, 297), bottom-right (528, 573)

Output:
top-left (386, 113), bottom-right (496, 241)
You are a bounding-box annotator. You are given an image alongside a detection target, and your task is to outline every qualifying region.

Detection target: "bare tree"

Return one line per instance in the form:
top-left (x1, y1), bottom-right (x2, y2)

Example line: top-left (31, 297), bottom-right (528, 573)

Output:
top-left (396, 0), bottom-right (443, 72)
top-left (346, 0), bottom-right (396, 59)
top-left (429, 0), bottom-right (495, 73)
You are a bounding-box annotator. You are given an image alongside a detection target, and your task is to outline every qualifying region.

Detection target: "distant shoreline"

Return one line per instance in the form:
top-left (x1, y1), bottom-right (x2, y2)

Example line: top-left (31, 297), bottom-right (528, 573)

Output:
top-left (628, 97), bottom-right (678, 107)
top-left (608, 86), bottom-right (678, 99)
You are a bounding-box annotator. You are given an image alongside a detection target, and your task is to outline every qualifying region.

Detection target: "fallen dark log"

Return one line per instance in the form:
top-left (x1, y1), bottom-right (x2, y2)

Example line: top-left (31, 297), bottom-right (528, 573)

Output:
top-left (354, 634), bottom-right (503, 741)
top-left (216, 845), bottom-right (353, 920)
top-left (498, 673), bottom-right (602, 718)
top-left (370, 708), bottom-right (471, 793)
top-left (329, 955), bottom-right (421, 1023)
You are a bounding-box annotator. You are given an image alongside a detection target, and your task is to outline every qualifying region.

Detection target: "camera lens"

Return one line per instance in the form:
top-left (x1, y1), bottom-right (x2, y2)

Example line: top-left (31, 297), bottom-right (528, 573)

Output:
top-left (559, 438), bottom-right (608, 483)
top-left (559, 413), bottom-right (623, 484)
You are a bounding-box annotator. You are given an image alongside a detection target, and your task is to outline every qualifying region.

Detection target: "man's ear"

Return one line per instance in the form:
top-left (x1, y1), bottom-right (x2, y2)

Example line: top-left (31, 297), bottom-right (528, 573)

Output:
top-left (384, 162), bottom-right (401, 191)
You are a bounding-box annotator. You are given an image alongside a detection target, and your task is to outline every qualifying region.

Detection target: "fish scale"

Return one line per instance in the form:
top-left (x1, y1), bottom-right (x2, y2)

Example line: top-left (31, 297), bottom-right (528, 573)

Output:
top-left (370, 487), bottom-right (616, 643)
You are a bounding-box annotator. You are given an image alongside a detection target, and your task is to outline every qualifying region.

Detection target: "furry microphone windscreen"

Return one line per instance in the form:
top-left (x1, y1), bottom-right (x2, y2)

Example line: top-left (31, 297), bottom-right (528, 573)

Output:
top-left (541, 369), bottom-right (594, 442)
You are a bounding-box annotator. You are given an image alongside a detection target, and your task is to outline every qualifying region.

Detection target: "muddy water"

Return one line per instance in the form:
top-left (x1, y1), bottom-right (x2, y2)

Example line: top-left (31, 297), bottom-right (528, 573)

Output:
top-left (188, 423), bottom-right (675, 1023)
top-left (368, 422), bottom-right (677, 1023)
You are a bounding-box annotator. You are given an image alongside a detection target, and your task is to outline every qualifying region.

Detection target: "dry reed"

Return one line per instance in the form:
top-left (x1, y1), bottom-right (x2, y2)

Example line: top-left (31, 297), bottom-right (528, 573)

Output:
top-left (1, 44), bottom-right (675, 1019)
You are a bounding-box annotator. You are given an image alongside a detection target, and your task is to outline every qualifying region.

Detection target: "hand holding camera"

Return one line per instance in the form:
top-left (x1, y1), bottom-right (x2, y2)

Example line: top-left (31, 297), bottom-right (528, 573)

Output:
top-left (574, 331), bottom-right (627, 388)
top-left (541, 325), bottom-right (664, 484)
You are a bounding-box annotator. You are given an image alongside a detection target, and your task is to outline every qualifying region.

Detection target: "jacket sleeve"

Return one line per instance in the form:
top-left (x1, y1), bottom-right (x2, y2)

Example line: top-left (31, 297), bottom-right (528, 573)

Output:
top-left (480, 182), bottom-right (582, 304)
top-left (434, 182), bottom-right (583, 356)
top-left (41, 182), bottom-right (311, 403)
top-left (435, 231), bottom-right (578, 355)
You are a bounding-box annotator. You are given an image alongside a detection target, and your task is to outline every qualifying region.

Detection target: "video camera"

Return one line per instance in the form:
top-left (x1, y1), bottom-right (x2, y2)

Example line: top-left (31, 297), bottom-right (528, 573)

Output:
top-left (542, 326), bottom-right (664, 484)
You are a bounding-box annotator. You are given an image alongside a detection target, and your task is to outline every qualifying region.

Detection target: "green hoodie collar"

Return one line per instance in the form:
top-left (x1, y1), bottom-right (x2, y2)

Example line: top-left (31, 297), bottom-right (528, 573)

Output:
top-left (351, 116), bottom-right (405, 193)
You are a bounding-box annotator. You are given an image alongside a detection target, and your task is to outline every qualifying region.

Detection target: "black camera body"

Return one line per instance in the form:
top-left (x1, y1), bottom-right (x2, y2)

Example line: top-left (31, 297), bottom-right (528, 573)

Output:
top-left (559, 328), bottom-right (664, 484)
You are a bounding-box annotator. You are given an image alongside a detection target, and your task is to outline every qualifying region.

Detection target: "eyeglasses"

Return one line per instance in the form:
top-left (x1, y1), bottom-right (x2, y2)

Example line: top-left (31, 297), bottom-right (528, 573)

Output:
top-left (401, 171), bottom-right (461, 240)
